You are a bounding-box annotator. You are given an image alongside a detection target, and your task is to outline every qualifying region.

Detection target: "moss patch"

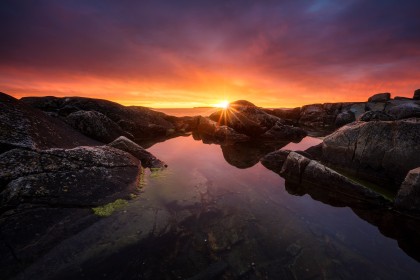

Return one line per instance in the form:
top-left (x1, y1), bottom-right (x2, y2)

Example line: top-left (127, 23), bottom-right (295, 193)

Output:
top-left (92, 199), bottom-right (128, 217)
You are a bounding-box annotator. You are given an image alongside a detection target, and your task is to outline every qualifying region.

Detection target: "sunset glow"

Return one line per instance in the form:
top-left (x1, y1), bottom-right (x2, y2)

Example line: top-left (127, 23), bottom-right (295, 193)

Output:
top-left (214, 101), bottom-right (230, 109)
top-left (1, 1), bottom-right (419, 108)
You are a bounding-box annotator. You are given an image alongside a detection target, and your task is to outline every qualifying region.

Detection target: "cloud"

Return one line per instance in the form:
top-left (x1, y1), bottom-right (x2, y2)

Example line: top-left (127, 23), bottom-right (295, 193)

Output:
top-left (1, 0), bottom-right (420, 107)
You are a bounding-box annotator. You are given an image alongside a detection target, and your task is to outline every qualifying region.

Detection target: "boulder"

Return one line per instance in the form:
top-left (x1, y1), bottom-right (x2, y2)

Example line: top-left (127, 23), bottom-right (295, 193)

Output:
top-left (359, 111), bottom-right (395, 122)
top-left (386, 103), bottom-right (420, 120)
top-left (108, 136), bottom-right (166, 168)
top-left (335, 111), bottom-right (355, 127)
top-left (279, 152), bottom-right (311, 182)
top-left (321, 119), bottom-right (420, 188)
top-left (260, 122), bottom-right (307, 142)
top-left (195, 116), bottom-right (249, 143)
top-left (0, 146), bottom-right (141, 208)
top-left (66, 110), bottom-right (133, 143)
top-left (414, 89), bottom-right (420, 100)
top-left (260, 149), bottom-right (291, 173)
top-left (395, 167), bottom-right (420, 211)
top-left (0, 93), bottom-right (99, 152)
top-left (368, 93), bottom-right (391, 102)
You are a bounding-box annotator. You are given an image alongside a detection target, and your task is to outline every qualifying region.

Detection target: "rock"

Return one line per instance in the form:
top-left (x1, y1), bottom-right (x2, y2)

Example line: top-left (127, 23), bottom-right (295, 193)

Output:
top-left (0, 146), bottom-right (141, 208)
top-left (260, 122), bottom-right (307, 142)
top-left (195, 116), bottom-right (249, 143)
top-left (265, 107), bottom-right (301, 124)
top-left (321, 119), bottom-right (420, 188)
top-left (21, 96), bottom-right (177, 140)
top-left (260, 150), bottom-right (291, 173)
top-left (366, 102), bottom-right (386, 112)
top-left (279, 152), bottom-right (311, 182)
top-left (347, 103), bottom-right (367, 119)
top-left (395, 96), bottom-right (412, 101)
top-left (368, 92), bottom-right (391, 102)
top-left (335, 111), bottom-right (355, 127)
top-left (209, 100), bottom-right (280, 137)
top-left (0, 93), bottom-right (99, 152)
top-left (66, 110), bottom-right (133, 143)
top-left (414, 89), bottom-right (420, 100)
top-left (386, 103), bottom-right (420, 119)
top-left (359, 111), bottom-right (395, 122)
top-left (395, 167), bottom-right (420, 211)
top-left (108, 136), bottom-right (166, 168)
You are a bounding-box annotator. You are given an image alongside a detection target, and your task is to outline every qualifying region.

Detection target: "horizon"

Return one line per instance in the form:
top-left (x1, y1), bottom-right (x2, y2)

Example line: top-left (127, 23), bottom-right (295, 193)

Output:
top-left (1, 0), bottom-right (420, 108)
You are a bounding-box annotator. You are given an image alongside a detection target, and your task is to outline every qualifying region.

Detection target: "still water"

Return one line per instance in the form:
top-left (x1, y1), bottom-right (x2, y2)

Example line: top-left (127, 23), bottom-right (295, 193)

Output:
top-left (23, 135), bottom-right (420, 279)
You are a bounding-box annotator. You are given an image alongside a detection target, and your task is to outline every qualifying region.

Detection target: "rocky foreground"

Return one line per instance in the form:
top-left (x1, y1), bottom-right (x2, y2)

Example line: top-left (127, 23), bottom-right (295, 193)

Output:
top-left (1, 89), bottom-right (420, 277)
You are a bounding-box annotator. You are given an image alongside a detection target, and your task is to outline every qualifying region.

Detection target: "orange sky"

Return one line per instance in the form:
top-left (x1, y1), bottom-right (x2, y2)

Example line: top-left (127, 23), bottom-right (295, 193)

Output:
top-left (1, 1), bottom-right (419, 108)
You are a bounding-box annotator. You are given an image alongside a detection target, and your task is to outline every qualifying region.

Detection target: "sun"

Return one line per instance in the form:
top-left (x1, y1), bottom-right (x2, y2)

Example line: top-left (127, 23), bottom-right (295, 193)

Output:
top-left (214, 100), bottom-right (230, 109)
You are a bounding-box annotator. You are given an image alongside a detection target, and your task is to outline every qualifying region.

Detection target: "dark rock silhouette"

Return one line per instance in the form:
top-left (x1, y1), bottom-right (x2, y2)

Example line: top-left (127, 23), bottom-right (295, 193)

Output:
top-left (0, 93), bottom-right (99, 152)
top-left (368, 92), bottom-right (391, 102)
top-left (21, 96), bottom-right (179, 141)
top-left (108, 136), bottom-right (166, 168)
top-left (413, 89), bottom-right (420, 100)
top-left (359, 111), bottom-right (395, 121)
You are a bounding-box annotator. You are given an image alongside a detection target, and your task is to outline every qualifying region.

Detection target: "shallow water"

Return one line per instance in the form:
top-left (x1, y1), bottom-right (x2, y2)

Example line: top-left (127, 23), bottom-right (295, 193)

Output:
top-left (21, 135), bottom-right (420, 280)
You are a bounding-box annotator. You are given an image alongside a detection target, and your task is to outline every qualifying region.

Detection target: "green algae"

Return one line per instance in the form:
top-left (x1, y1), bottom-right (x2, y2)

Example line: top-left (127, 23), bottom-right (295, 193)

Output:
top-left (92, 199), bottom-right (129, 217)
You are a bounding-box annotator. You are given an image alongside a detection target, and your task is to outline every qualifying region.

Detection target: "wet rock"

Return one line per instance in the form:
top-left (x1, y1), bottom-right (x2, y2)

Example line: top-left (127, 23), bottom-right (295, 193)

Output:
top-left (260, 150), bottom-right (291, 173)
top-left (359, 111), bottom-right (395, 122)
top-left (279, 152), bottom-right (311, 182)
top-left (322, 119), bottom-right (420, 188)
top-left (108, 136), bottom-right (166, 168)
top-left (0, 146), bottom-right (141, 208)
top-left (368, 93), bottom-right (391, 102)
top-left (414, 89), bottom-right (420, 100)
top-left (335, 111), bottom-right (355, 127)
top-left (386, 103), bottom-right (420, 120)
top-left (395, 167), bottom-right (420, 211)
top-left (261, 122), bottom-right (307, 142)
top-left (0, 93), bottom-right (98, 152)
top-left (66, 110), bottom-right (133, 143)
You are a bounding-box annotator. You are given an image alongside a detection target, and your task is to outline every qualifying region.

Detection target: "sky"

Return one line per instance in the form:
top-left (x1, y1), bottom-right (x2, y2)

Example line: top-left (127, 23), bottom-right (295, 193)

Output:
top-left (1, 0), bottom-right (420, 108)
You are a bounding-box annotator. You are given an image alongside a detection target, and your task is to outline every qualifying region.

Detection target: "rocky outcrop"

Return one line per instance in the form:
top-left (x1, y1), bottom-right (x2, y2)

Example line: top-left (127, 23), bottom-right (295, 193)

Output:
top-left (261, 151), bottom-right (389, 205)
top-left (108, 136), bottom-right (166, 168)
top-left (0, 146), bottom-right (141, 209)
top-left (335, 111), bottom-right (355, 127)
top-left (359, 111), bottom-right (395, 122)
top-left (208, 101), bottom-right (279, 137)
top-left (386, 103), bottom-right (420, 119)
top-left (21, 96), bottom-right (179, 140)
top-left (194, 116), bottom-right (250, 143)
top-left (368, 93), bottom-right (391, 102)
top-left (66, 110), bottom-right (133, 143)
top-left (263, 107), bottom-right (301, 125)
top-left (395, 168), bottom-right (420, 211)
top-left (0, 93), bottom-right (99, 152)
top-left (321, 118), bottom-right (420, 188)
top-left (260, 122), bottom-right (307, 142)
top-left (413, 89), bottom-right (420, 100)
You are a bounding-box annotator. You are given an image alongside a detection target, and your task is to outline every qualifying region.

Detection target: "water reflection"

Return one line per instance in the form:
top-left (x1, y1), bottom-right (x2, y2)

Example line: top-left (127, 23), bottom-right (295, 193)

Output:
top-left (16, 135), bottom-right (420, 279)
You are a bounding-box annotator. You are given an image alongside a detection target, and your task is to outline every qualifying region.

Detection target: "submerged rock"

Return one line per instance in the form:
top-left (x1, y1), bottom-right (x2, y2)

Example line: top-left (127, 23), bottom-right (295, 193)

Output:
top-left (108, 136), bottom-right (166, 168)
top-left (395, 168), bottom-right (420, 211)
